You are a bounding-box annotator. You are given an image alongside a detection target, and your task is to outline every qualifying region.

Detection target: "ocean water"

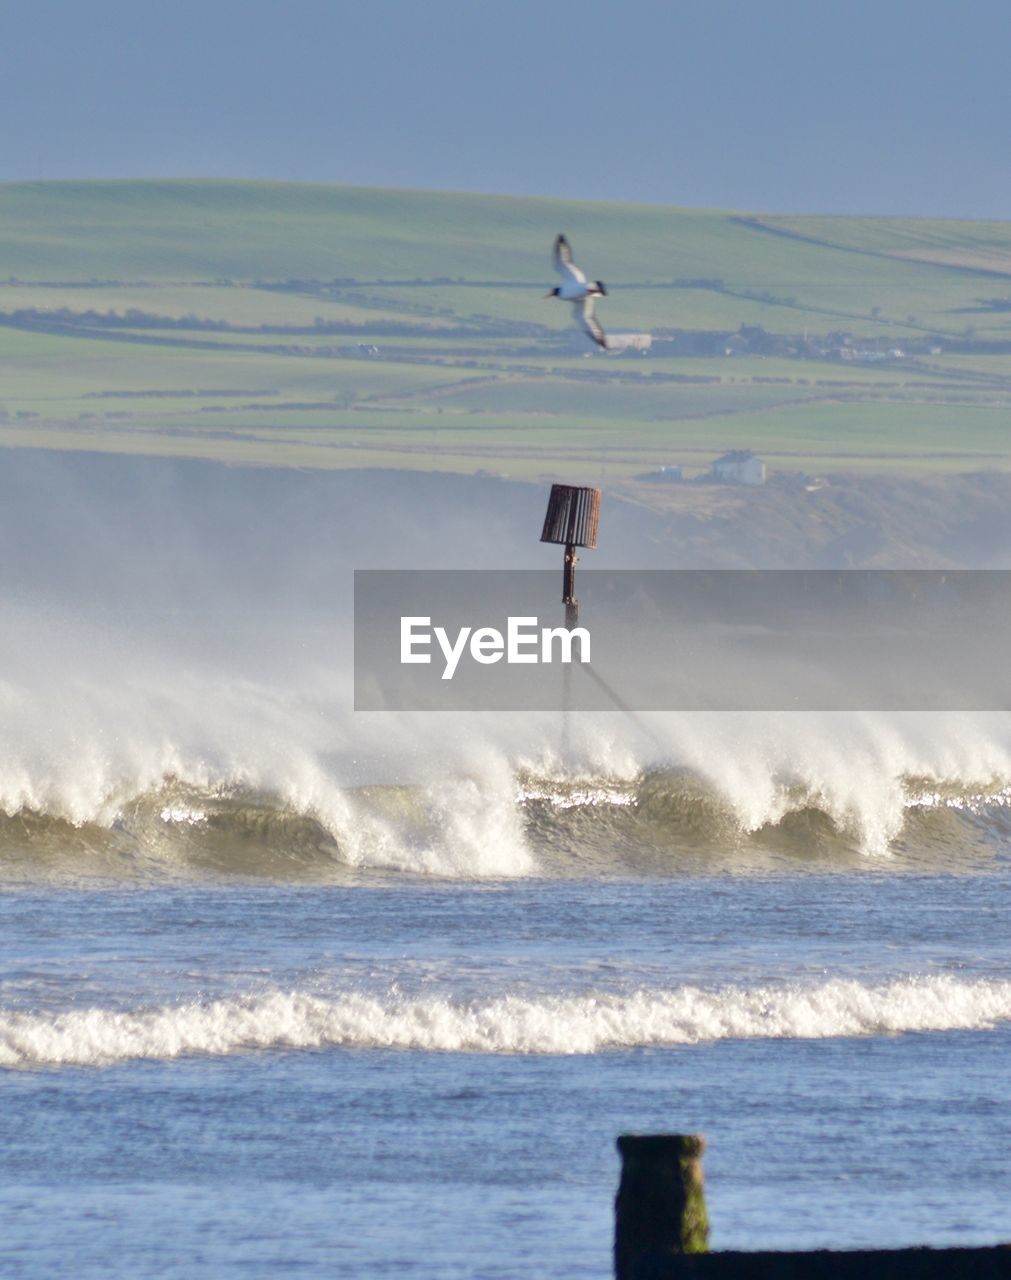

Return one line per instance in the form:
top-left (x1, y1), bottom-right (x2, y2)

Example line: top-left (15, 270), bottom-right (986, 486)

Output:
top-left (2, 455), bottom-right (1010, 1277)
top-left (2, 861), bottom-right (1010, 1277)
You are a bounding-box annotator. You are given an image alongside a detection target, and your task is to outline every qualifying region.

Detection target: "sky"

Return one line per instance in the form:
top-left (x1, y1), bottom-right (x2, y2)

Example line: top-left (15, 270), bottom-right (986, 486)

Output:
top-left (2, 0), bottom-right (1009, 218)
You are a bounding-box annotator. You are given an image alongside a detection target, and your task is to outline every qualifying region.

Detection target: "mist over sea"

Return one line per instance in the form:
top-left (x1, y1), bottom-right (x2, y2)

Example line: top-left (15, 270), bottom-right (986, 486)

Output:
top-left (1, 451), bottom-right (1010, 1278)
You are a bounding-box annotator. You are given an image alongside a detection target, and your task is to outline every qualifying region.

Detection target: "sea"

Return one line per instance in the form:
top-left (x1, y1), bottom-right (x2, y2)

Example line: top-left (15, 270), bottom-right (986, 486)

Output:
top-left (1, 453), bottom-right (1009, 1278)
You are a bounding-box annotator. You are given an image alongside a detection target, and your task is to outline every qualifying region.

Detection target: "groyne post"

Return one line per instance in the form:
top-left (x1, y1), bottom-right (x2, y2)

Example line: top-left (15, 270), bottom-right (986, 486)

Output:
top-left (614, 1134), bottom-right (710, 1280)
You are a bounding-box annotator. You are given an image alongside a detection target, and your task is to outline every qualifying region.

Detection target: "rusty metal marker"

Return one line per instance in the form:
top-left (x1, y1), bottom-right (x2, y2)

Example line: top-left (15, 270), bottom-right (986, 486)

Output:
top-left (540, 483), bottom-right (601, 625)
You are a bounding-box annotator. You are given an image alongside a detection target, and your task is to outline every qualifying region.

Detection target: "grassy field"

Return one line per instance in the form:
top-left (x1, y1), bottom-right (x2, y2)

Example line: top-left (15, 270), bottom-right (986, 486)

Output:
top-left (3, 178), bottom-right (1011, 483)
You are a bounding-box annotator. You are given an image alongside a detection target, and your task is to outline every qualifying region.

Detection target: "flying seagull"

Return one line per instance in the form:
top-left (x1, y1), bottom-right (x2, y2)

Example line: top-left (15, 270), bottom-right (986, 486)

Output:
top-left (545, 234), bottom-right (608, 350)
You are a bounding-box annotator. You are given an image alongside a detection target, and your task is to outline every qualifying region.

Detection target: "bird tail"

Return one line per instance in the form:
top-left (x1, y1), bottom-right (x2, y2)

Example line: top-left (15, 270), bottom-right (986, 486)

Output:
top-left (594, 281), bottom-right (607, 296)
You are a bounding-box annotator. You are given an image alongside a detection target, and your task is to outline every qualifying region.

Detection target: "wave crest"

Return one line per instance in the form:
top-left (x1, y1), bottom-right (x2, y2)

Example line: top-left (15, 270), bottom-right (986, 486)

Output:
top-left (4, 975), bottom-right (1009, 1069)
top-left (2, 764), bottom-right (1011, 880)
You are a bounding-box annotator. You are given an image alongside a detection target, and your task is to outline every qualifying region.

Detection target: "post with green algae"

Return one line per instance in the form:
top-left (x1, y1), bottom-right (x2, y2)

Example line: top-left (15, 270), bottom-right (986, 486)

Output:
top-left (614, 1134), bottom-right (710, 1280)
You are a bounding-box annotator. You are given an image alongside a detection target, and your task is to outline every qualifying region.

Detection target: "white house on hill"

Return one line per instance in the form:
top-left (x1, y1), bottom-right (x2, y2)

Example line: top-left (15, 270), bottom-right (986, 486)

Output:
top-left (712, 450), bottom-right (766, 485)
top-left (567, 329), bottom-right (652, 353)
top-left (605, 332), bottom-right (653, 353)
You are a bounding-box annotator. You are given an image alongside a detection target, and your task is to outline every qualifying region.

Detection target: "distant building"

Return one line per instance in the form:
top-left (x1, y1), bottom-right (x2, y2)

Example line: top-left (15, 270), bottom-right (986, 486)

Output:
top-left (604, 332), bottom-right (652, 353)
top-left (711, 450), bottom-right (766, 486)
top-left (639, 464), bottom-right (683, 482)
top-left (564, 329), bottom-right (651, 354)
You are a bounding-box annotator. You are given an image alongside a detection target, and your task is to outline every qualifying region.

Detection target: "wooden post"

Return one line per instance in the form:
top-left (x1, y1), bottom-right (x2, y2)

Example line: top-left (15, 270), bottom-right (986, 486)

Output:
top-left (614, 1134), bottom-right (709, 1280)
top-left (564, 542), bottom-right (579, 625)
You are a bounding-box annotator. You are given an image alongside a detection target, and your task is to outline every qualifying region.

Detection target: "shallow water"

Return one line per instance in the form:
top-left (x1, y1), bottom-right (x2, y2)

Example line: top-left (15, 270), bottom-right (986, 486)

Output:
top-left (2, 871), bottom-right (1009, 1277)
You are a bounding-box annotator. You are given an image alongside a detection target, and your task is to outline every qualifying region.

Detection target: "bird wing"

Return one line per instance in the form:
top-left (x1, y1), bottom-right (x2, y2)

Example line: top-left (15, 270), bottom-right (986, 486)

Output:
top-left (553, 234), bottom-right (587, 285)
top-left (576, 297), bottom-right (608, 349)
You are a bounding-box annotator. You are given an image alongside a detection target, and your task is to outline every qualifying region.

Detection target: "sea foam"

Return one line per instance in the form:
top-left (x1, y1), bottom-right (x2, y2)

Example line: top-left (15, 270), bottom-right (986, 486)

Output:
top-left (6, 453), bottom-right (1011, 876)
top-left (3, 975), bottom-right (1009, 1068)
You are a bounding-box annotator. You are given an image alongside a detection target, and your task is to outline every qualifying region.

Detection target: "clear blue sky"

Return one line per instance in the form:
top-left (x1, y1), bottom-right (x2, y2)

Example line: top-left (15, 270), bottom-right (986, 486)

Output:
top-left (3, 0), bottom-right (1008, 217)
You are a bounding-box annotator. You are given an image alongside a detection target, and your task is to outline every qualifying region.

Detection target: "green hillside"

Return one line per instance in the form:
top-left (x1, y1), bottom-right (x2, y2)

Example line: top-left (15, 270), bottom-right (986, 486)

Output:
top-left (2, 178), bottom-right (1011, 482)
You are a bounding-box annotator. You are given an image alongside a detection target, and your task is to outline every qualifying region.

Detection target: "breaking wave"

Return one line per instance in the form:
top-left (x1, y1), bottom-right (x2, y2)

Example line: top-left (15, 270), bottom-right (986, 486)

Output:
top-left (3, 975), bottom-right (1010, 1069)
top-left (5, 452), bottom-right (1011, 880)
top-left (2, 757), bottom-right (1011, 881)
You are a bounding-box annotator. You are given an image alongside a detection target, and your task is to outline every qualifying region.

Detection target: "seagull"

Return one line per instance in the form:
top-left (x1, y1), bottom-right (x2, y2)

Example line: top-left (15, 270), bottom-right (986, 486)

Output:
top-left (544, 234), bottom-right (608, 349)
